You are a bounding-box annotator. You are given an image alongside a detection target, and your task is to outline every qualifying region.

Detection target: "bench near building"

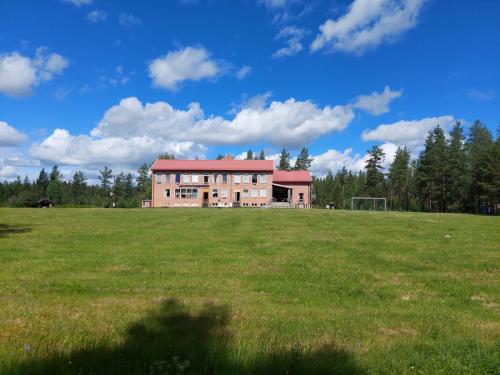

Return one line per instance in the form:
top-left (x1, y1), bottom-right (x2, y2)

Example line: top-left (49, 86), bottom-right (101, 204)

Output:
top-left (150, 158), bottom-right (312, 208)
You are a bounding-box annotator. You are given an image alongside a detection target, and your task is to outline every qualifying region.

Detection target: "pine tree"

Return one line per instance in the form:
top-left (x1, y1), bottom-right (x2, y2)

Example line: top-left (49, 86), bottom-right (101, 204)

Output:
top-left (364, 145), bottom-right (386, 197)
top-left (294, 147), bottom-right (313, 170)
top-left (245, 150), bottom-right (254, 160)
top-left (49, 165), bottom-right (62, 181)
top-left (467, 120), bottom-right (496, 213)
top-left (277, 148), bottom-right (291, 171)
top-left (416, 131), bottom-right (435, 211)
top-left (72, 171), bottom-right (87, 205)
top-left (36, 168), bottom-right (49, 197)
top-left (99, 166), bottom-right (113, 191)
top-left (447, 122), bottom-right (470, 212)
top-left (432, 126), bottom-right (449, 212)
top-left (258, 150), bottom-right (266, 160)
top-left (158, 152), bottom-right (175, 160)
top-left (493, 126), bottom-right (500, 214)
top-left (388, 146), bottom-right (411, 210)
top-left (136, 163), bottom-right (151, 193)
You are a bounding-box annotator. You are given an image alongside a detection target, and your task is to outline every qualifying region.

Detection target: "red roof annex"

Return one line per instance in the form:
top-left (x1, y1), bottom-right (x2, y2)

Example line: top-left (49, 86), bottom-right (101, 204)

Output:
top-left (151, 159), bottom-right (274, 172)
top-left (272, 170), bottom-right (312, 183)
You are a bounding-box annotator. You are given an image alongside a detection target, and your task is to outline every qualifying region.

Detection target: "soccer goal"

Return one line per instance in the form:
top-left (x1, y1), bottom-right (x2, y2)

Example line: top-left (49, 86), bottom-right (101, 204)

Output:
top-left (351, 197), bottom-right (387, 211)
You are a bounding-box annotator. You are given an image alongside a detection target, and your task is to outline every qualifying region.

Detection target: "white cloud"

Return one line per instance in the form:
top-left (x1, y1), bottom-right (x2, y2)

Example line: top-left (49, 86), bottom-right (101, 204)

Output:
top-left (361, 115), bottom-right (455, 150)
top-left (353, 86), bottom-right (402, 115)
top-left (30, 129), bottom-right (205, 167)
top-left (236, 65), bottom-right (252, 80)
top-left (62, 0), bottom-right (92, 6)
top-left (311, 0), bottom-right (426, 55)
top-left (148, 46), bottom-right (221, 91)
top-left (259, 0), bottom-right (292, 8)
top-left (272, 26), bottom-right (307, 58)
top-left (310, 148), bottom-right (365, 176)
top-left (92, 96), bottom-right (355, 148)
top-left (119, 13), bottom-right (142, 28)
top-left (0, 121), bottom-right (27, 146)
top-left (86, 10), bottom-right (107, 23)
top-left (0, 49), bottom-right (69, 97)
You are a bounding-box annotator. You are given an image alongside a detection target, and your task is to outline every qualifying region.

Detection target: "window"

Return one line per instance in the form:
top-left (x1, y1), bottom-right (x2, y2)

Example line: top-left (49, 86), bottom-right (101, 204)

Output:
top-left (252, 203), bottom-right (257, 207)
top-left (192, 174), bottom-right (199, 183)
top-left (251, 189), bottom-right (258, 198)
top-left (176, 188), bottom-right (198, 199)
top-left (252, 174), bottom-right (258, 183)
top-left (243, 189), bottom-right (249, 198)
top-left (222, 174), bottom-right (228, 183)
top-left (212, 189), bottom-right (218, 198)
top-left (203, 175), bottom-right (209, 184)
top-left (181, 189), bottom-right (187, 198)
top-left (164, 189), bottom-right (171, 198)
top-left (260, 203), bottom-right (266, 207)
top-left (165, 174), bottom-right (171, 183)
top-left (260, 174), bottom-right (267, 183)
top-left (221, 188), bottom-right (228, 198)
top-left (213, 174), bottom-right (219, 183)
top-left (242, 175), bottom-right (250, 183)
top-left (260, 189), bottom-right (267, 198)
top-left (234, 175), bottom-right (241, 184)
top-left (175, 189), bottom-right (181, 198)
top-left (192, 189), bottom-right (198, 198)
top-left (183, 174), bottom-right (190, 183)
top-left (299, 193), bottom-right (304, 201)
top-left (175, 173), bottom-right (181, 183)
top-left (156, 173), bottom-right (162, 184)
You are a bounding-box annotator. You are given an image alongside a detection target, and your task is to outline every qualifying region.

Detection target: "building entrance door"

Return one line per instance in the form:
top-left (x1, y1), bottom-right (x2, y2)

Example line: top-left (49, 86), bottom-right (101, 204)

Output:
top-left (202, 191), bottom-right (209, 207)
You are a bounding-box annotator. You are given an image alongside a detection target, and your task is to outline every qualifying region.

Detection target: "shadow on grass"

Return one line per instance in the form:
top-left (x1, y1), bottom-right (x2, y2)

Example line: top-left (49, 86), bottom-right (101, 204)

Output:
top-left (0, 223), bottom-right (32, 238)
top-left (11, 299), bottom-right (365, 375)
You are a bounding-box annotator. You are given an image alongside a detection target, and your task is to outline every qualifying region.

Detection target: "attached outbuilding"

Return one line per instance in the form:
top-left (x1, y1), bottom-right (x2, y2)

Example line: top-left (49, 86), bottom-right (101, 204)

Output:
top-left (37, 198), bottom-right (54, 208)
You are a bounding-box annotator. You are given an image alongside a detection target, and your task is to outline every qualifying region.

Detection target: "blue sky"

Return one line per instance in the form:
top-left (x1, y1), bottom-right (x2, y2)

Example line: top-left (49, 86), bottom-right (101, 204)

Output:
top-left (0, 0), bottom-right (499, 181)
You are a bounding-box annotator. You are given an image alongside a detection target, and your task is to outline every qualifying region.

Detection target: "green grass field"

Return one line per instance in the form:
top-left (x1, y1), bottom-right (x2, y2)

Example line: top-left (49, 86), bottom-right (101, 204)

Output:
top-left (0, 208), bottom-right (498, 374)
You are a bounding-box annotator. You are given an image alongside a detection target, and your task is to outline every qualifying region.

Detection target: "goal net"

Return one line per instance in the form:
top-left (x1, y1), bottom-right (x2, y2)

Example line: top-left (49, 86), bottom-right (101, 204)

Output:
top-left (351, 197), bottom-right (387, 211)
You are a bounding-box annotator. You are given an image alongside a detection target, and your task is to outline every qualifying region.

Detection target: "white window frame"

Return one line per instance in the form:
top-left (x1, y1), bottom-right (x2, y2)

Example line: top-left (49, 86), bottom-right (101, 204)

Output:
top-left (183, 174), bottom-right (190, 183)
top-left (221, 188), bottom-right (228, 198)
top-left (242, 175), bottom-right (250, 183)
top-left (251, 189), bottom-right (258, 198)
top-left (260, 174), bottom-right (267, 183)
top-left (156, 173), bottom-right (162, 184)
top-left (164, 188), bottom-right (171, 198)
top-left (233, 175), bottom-right (241, 184)
top-left (259, 189), bottom-right (267, 198)
top-left (192, 174), bottom-right (199, 183)
top-left (222, 174), bottom-right (228, 183)
top-left (213, 174), bottom-right (219, 183)
top-left (165, 174), bottom-right (170, 183)
top-left (243, 189), bottom-right (249, 198)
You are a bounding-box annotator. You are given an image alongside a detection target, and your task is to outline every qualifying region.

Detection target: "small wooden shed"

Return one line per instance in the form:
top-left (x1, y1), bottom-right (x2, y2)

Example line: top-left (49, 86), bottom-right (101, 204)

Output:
top-left (37, 198), bottom-right (54, 208)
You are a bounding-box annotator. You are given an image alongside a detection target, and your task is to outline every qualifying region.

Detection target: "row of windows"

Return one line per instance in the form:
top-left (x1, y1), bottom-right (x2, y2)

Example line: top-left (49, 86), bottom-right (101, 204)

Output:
top-left (164, 188), bottom-right (267, 199)
top-left (157, 173), bottom-right (267, 184)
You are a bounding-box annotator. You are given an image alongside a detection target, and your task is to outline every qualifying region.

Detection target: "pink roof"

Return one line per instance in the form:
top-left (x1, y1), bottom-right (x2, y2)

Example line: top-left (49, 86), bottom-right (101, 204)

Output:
top-left (151, 159), bottom-right (274, 172)
top-left (273, 170), bottom-right (312, 183)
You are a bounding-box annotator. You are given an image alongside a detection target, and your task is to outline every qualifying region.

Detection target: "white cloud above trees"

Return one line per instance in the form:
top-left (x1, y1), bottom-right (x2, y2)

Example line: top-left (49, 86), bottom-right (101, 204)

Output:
top-left (311, 0), bottom-right (426, 54)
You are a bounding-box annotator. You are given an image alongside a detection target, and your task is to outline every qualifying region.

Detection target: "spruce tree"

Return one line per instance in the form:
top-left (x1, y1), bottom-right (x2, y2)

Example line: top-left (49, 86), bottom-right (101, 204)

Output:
top-left (277, 148), bottom-right (291, 170)
top-left (258, 150), bottom-right (266, 160)
top-left (245, 150), bottom-right (254, 160)
top-left (388, 146), bottom-right (411, 210)
top-left (136, 163), bottom-right (151, 193)
top-left (36, 168), bottom-right (49, 197)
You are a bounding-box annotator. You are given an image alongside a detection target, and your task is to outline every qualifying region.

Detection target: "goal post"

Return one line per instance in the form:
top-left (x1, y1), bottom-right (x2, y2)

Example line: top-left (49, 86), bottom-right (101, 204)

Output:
top-left (351, 197), bottom-right (387, 211)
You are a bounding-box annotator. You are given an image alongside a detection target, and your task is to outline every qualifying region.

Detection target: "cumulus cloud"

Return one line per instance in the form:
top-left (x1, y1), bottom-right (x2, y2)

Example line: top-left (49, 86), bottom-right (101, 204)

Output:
top-left (310, 148), bottom-right (365, 176)
top-left (0, 48), bottom-right (69, 97)
top-left (0, 121), bottom-right (27, 146)
top-left (236, 65), bottom-right (252, 80)
top-left (91, 96), bottom-right (355, 148)
top-left (30, 129), bottom-right (205, 167)
top-left (62, 0), bottom-right (92, 6)
top-left (311, 0), bottom-right (426, 55)
top-left (353, 86), bottom-right (402, 115)
top-left (272, 26), bottom-right (307, 58)
top-left (148, 47), bottom-right (221, 90)
top-left (86, 10), bottom-right (107, 23)
top-left (361, 115), bottom-right (455, 150)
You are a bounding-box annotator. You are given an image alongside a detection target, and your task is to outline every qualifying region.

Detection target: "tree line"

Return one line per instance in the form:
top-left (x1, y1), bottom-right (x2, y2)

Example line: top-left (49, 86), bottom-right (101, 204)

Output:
top-left (1, 120), bottom-right (498, 213)
top-left (313, 120), bottom-right (500, 214)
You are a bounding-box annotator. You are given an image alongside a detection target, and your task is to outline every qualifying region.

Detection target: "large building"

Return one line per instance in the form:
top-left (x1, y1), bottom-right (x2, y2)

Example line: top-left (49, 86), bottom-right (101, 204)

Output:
top-left (150, 158), bottom-right (312, 208)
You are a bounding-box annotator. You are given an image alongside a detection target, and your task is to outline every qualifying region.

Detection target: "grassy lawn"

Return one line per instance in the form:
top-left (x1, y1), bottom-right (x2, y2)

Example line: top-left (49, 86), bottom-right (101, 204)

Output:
top-left (0, 208), bottom-right (498, 374)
